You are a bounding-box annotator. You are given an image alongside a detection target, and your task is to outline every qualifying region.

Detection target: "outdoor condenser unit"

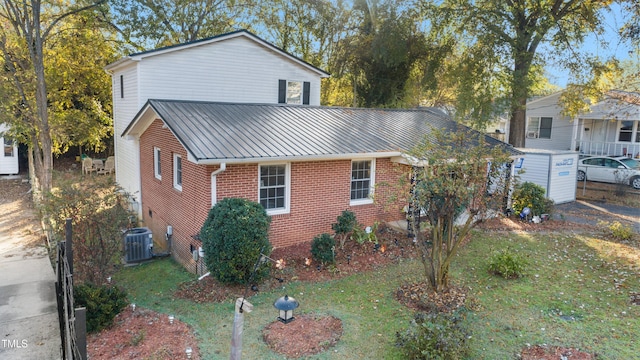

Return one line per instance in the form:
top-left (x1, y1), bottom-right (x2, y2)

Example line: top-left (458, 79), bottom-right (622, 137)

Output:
top-left (124, 227), bottom-right (153, 263)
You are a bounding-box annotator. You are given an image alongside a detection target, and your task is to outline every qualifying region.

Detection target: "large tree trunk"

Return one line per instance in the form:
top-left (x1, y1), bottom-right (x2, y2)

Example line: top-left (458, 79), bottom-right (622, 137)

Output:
top-left (508, 49), bottom-right (533, 148)
top-left (31, 1), bottom-right (53, 193)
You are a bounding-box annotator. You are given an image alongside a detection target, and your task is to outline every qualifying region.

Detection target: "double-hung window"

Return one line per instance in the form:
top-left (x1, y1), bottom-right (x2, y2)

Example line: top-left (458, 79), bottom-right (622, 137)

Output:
top-left (350, 160), bottom-right (375, 205)
top-left (259, 164), bottom-right (290, 214)
top-left (173, 153), bottom-right (182, 191)
top-left (278, 80), bottom-right (310, 105)
top-left (154, 147), bottom-right (161, 180)
top-left (618, 120), bottom-right (639, 142)
top-left (527, 117), bottom-right (553, 139)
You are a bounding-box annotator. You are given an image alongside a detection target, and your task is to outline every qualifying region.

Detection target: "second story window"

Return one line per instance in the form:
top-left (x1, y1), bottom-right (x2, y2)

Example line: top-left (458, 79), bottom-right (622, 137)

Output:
top-left (278, 80), bottom-right (310, 105)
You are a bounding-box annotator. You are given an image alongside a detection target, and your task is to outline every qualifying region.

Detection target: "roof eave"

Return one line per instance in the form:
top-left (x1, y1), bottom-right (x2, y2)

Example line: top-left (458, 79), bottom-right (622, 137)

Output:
top-left (190, 151), bottom-right (404, 165)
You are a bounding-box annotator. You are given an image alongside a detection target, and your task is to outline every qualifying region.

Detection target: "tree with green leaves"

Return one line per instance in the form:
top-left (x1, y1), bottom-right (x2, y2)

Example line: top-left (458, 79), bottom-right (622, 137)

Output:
top-left (0, 0), bottom-right (107, 194)
top-left (106, 0), bottom-right (255, 51)
top-left (407, 128), bottom-right (511, 292)
top-left (347, 0), bottom-right (426, 107)
top-left (45, 10), bottom-right (118, 154)
top-left (422, 1), bottom-right (615, 147)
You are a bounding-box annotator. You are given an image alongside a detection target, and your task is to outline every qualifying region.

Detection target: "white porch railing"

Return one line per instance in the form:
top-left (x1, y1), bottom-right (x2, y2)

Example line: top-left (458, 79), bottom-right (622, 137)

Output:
top-left (578, 141), bottom-right (640, 158)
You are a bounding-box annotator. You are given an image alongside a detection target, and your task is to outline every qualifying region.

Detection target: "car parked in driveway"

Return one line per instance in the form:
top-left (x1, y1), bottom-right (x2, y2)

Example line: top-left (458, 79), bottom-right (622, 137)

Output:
top-left (577, 156), bottom-right (640, 189)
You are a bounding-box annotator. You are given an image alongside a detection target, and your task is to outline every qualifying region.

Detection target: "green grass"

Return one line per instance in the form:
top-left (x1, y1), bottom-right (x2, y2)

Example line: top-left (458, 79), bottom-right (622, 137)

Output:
top-left (114, 230), bottom-right (640, 359)
top-left (453, 231), bottom-right (640, 359)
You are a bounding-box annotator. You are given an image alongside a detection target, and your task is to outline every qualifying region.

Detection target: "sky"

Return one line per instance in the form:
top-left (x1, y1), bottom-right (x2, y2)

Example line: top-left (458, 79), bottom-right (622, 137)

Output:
top-left (545, 3), bottom-right (636, 88)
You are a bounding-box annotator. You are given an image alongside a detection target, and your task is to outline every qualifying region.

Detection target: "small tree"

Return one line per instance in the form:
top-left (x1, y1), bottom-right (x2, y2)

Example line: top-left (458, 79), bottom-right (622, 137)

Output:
top-left (331, 210), bottom-right (357, 249)
top-left (200, 198), bottom-right (272, 285)
top-left (407, 128), bottom-right (511, 292)
top-left (42, 177), bottom-right (134, 284)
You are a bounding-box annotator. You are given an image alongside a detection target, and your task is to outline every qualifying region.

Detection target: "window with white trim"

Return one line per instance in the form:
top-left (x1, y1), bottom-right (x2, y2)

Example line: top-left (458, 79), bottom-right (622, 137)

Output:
top-left (259, 164), bottom-right (290, 214)
top-left (286, 81), bottom-right (302, 104)
top-left (173, 153), bottom-right (182, 191)
top-left (526, 117), bottom-right (553, 139)
top-left (154, 147), bottom-right (161, 179)
top-left (350, 159), bottom-right (375, 205)
top-left (618, 120), bottom-right (639, 142)
top-left (3, 138), bottom-right (14, 157)
top-left (278, 79), bottom-right (310, 105)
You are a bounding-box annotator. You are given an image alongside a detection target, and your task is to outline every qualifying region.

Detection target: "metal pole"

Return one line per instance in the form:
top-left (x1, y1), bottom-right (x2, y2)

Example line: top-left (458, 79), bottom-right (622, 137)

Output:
top-left (65, 218), bottom-right (73, 275)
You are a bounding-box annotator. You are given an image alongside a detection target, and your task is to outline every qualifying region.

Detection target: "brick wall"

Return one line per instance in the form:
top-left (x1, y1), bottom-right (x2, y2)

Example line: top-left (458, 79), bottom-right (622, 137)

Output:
top-left (140, 119), bottom-right (409, 273)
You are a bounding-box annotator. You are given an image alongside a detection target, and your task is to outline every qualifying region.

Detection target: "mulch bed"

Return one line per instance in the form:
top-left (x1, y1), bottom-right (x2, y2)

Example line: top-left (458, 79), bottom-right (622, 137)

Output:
top-left (262, 314), bottom-right (343, 359)
top-left (520, 345), bottom-right (594, 360)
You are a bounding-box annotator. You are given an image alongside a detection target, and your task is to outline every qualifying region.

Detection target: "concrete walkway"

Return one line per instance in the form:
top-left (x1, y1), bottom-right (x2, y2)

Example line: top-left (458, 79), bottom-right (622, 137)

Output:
top-left (0, 176), bottom-right (61, 359)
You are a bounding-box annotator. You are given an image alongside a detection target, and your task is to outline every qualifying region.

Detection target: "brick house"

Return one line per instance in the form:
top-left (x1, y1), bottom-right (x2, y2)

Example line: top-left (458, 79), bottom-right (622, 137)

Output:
top-left (109, 30), bottom-right (518, 273)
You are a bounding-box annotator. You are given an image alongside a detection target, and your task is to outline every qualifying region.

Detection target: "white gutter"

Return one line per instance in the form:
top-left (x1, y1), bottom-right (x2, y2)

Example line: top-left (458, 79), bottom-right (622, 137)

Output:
top-left (210, 162), bottom-right (227, 176)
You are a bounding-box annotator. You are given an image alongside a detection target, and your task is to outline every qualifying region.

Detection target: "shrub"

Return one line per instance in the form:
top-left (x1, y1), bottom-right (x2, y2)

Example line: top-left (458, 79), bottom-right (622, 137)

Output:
top-left (41, 177), bottom-right (135, 284)
top-left (352, 221), bottom-right (379, 245)
top-left (488, 248), bottom-right (528, 279)
top-left (74, 283), bottom-right (128, 333)
top-left (311, 233), bottom-right (335, 264)
top-left (511, 181), bottom-right (554, 217)
top-left (200, 198), bottom-right (272, 285)
top-left (331, 210), bottom-right (357, 249)
top-left (599, 220), bottom-right (634, 241)
top-left (396, 311), bottom-right (471, 360)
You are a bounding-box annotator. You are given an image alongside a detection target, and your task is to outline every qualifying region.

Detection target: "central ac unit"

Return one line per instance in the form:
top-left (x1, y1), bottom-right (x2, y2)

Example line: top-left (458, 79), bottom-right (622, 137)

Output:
top-left (124, 227), bottom-right (153, 263)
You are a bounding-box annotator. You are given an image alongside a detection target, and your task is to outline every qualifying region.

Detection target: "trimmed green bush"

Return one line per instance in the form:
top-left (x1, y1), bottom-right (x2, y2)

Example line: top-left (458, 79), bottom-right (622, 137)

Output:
top-left (396, 311), bottom-right (471, 360)
top-left (74, 283), bottom-right (128, 333)
top-left (487, 248), bottom-right (528, 279)
top-left (200, 198), bottom-right (272, 285)
top-left (511, 181), bottom-right (554, 216)
top-left (331, 210), bottom-right (357, 248)
top-left (311, 233), bottom-right (335, 264)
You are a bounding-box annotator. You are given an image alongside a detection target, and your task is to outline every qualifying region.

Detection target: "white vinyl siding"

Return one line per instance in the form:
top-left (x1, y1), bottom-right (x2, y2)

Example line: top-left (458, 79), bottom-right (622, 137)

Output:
top-left (525, 93), bottom-right (573, 150)
top-left (137, 37), bottom-right (321, 106)
top-left (0, 125), bottom-right (19, 175)
top-left (112, 65), bottom-right (141, 211)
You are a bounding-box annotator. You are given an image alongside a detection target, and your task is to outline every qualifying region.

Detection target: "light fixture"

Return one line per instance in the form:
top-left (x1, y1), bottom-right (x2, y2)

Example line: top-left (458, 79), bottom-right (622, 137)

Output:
top-left (169, 315), bottom-right (174, 324)
top-left (107, 276), bottom-right (112, 283)
top-left (185, 346), bottom-right (193, 359)
top-left (274, 295), bottom-right (299, 324)
top-left (131, 303), bottom-right (136, 311)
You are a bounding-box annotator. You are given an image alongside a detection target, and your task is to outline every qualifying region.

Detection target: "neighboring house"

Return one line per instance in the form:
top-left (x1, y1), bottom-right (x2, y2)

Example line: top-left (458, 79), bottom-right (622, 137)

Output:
top-left (0, 124), bottom-right (19, 175)
top-left (122, 100), bottom-right (519, 273)
top-left (108, 30), bottom-right (519, 273)
top-left (105, 30), bottom-right (329, 214)
top-left (525, 91), bottom-right (640, 158)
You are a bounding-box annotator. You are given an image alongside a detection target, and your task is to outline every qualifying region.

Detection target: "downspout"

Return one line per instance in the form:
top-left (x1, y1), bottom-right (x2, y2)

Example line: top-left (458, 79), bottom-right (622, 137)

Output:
top-left (197, 163), bottom-right (227, 276)
top-left (211, 162), bottom-right (227, 177)
top-left (571, 116), bottom-right (579, 152)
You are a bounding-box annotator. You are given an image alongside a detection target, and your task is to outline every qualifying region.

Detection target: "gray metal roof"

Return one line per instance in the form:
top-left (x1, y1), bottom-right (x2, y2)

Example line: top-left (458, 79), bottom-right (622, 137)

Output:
top-left (125, 100), bottom-right (521, 163)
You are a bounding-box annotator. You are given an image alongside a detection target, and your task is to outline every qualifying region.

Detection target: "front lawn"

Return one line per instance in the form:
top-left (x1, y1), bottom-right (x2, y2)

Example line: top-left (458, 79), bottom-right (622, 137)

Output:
top-left (114, 229), bottom-right (640, 359)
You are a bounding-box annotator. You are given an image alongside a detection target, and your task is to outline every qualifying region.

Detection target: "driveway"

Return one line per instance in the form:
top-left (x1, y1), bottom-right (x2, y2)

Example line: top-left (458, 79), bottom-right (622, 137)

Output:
top-left (555, 199), bottom-right (640, 233)
top-left (0, 175), bottom-right (61, 359)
